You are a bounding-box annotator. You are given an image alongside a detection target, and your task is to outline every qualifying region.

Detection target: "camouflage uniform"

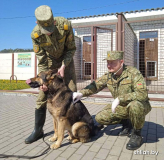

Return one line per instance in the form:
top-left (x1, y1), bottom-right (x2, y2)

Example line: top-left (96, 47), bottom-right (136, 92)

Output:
top-left (25, 5), bottom-right (77, 144)
top-left (32, 16), bottom-right (77, 109)
top-left (80, 51), bottom-right (151, 130)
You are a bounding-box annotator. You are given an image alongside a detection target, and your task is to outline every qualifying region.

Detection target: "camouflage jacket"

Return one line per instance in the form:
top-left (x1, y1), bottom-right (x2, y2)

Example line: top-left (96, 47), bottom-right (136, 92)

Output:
top-left (31, 17), bottom-right (76, 72)
top-left (80, 65), bottom-right (149, 106)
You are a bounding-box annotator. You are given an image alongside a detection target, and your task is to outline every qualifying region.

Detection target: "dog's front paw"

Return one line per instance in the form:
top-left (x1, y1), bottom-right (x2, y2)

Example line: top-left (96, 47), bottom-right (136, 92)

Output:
top-left (48, 136), bottom-right (57, 142)
top-left (50, 143), bottom-right (60, 149)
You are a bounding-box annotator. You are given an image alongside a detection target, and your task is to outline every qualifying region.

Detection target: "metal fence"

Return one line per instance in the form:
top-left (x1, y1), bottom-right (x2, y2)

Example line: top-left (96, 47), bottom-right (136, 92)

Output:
top-left (73, 16), bottom-right (164, 94)
top-left (73, 24), bottom-right (117, 91)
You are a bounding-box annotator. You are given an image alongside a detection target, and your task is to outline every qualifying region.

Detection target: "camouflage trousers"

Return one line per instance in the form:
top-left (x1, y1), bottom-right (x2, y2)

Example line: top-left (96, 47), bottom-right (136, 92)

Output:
top-left (36, 59), bottom-right (77, 109)
top-left (95, 100), bottom-right (151, 130)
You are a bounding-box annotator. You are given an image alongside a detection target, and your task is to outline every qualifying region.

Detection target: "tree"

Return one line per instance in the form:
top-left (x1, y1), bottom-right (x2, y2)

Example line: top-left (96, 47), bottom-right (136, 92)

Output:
top-left (0, 48), bottom-right (33, 53)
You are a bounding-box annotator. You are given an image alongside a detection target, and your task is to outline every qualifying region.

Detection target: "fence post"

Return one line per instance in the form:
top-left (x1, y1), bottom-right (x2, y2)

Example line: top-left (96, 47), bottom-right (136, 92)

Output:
top-left (34, 54), bottom-right (37, 77)
top-left (12, 53), bottom-right (14, 80)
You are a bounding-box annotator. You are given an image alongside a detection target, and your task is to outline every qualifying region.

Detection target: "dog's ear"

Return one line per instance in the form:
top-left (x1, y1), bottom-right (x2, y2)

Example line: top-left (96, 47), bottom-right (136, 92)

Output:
top-left (51, 69), bottom-right (57, 74)
top-left (50, 70), bottom-right (57, 80)
top-left (46, 70), bottom-right (57, 80)
top-left (50, 73), bottom-right (56, 79)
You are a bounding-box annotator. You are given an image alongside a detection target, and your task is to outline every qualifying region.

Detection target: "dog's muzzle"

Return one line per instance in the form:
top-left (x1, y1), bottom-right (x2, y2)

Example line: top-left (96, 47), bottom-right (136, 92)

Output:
top-left (26, 79), bottom-right (40, 88)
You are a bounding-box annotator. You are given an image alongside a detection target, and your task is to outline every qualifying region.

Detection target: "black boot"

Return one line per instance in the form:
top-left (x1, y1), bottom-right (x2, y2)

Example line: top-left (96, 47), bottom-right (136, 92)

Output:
top-left (25, 107), bottom-right (46, 144)
top-left (119, 119), bottom-right (132, 136)
top-left (126, 129), bottom-right (143, 150)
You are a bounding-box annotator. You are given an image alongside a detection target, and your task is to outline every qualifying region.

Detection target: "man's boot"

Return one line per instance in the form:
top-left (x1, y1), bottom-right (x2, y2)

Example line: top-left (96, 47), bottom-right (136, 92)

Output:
top-left (119, 119), bottom-right (132, 136)
top-left (126, 129), bottom-right (142, 150)
top-left (25, 107), bottom-right (46, 144)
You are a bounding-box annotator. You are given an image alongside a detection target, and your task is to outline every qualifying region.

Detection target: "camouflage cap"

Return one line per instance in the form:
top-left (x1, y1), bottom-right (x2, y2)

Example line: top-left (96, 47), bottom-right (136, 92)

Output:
top-left (35, 5), bottom-right (55, 34)
top-left (103, 51), bottom-right (124, 60)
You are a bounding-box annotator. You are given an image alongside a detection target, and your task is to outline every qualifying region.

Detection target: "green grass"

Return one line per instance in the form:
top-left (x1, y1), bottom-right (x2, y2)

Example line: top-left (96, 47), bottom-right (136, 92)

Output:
top-left (0, 80), bottom-right (30, 90)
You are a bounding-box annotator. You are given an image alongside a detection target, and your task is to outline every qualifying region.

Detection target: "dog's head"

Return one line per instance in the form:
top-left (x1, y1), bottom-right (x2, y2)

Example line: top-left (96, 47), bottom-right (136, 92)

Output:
top-left (26, 70), bottom-right (63, 88)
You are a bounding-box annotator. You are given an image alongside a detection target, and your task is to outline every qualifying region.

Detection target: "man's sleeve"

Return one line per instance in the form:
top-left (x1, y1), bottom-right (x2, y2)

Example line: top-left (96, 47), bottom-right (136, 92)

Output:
top-left (62, 22), bottom-right (76, 66)
top-left (32, 38), bottom-right (48, 73)
top-left (118, 72), bottom-right (148, 106)
top-left (79, 73), bottom-right (108, 97)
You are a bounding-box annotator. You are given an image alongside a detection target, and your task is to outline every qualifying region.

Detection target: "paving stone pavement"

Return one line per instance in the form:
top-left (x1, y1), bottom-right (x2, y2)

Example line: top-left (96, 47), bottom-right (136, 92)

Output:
top-left (0, 94), bottom-right (164, 160)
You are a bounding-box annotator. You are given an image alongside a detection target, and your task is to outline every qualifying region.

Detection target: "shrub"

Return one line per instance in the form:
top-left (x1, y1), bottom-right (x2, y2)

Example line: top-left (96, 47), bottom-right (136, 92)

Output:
top-left (0, 80), bottom-right (30, 90)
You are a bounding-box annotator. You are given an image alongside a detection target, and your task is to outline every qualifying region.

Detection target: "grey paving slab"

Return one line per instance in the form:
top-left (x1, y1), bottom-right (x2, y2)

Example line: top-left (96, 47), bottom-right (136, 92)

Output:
top-left (0, 94), bottom-right (163, 160)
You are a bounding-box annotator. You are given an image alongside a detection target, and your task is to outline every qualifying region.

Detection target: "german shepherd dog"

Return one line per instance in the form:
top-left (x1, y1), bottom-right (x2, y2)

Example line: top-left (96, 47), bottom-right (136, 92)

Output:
top-left (26, 70), bottom-right (103, 149)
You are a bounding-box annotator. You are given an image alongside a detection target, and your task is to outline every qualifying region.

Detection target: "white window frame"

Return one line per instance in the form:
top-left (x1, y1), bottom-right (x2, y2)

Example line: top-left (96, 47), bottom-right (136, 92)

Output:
top-left (146, 61), bottom-right (157, 78)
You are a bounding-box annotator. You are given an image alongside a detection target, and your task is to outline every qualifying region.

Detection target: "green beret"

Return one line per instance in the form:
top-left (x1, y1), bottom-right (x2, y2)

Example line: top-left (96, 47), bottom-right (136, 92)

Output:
top-left (103, 51), bottom-right (124, 60)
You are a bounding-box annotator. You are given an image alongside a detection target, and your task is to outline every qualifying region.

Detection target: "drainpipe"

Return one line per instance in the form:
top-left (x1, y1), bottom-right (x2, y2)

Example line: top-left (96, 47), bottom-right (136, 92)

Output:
top-left (91, 26), bottom-right (94, 82)
top-left (117, 14), bottom-right (123, 51)
top-left (94, 27), bottom-right (97, 80)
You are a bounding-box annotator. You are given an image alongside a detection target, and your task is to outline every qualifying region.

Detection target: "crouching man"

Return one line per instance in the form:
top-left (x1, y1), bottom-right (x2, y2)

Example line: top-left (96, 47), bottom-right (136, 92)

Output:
top-left (73, 51), bottom-right (151, 150)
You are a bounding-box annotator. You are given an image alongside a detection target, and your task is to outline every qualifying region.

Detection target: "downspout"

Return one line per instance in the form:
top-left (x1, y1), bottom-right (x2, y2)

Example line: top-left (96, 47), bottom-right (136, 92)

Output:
top-left (117, 14), bottom-right (123, 51)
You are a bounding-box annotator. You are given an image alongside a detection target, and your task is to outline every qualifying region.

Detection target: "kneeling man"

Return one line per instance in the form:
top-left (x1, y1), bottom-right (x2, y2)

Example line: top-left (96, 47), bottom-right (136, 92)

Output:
top-left (73, 51), bottom-right (151, 150)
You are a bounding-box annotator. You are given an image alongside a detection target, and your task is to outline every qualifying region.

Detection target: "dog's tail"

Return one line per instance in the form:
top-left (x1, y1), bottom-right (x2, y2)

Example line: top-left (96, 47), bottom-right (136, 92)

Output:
top-left (91, 124), bottom-right (104, 136)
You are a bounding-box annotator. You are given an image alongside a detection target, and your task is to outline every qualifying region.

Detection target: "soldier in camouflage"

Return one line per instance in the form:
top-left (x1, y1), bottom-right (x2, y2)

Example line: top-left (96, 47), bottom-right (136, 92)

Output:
top-left (25, 5), bottom-right (77, 144)
top-left (73, 51), bottom-right (151, 150)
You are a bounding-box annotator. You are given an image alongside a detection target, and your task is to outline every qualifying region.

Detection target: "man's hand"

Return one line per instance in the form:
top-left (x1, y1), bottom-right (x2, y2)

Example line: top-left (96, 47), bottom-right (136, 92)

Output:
top-left (40, 84), bottom-right (48, 92)
top-left (57, 65), bottom-right (65, 77)
top-left (73, 92), bottom-right (83, 103)
top-left (111, 97), bottom-right (120, 113)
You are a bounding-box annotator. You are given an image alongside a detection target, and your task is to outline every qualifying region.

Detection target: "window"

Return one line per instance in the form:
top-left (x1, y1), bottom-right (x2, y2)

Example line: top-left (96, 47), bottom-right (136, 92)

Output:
top-left (147, 61), bottom-right (156, 77)
top-left (84, 62), bottom-right (91, 76)
top-left (140, 31), bottom-right (158, 39)
top-left (83, 36), bottom-right (91, 42)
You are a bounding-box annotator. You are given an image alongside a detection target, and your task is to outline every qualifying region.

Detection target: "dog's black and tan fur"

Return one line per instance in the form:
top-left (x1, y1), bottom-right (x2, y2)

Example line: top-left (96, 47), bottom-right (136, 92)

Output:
top-left (27, 70), bottom-right (103, 149)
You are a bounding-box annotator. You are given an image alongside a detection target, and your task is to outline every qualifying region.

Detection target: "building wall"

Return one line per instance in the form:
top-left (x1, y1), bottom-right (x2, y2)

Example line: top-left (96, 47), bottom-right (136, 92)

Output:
top-left (131, 20), bottom-right (164, 81)
top-left (130, 20), bottom-right (164, 92)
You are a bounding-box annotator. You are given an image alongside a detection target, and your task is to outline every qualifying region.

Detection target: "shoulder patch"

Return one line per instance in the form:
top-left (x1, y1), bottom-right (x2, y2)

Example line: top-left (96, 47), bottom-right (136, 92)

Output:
top-left (64, 24), bottom-right (68, 30)
top-left (136, 82), bottom-right (144, 89)
top-left (33, 45), bottom-right (39, 53)
top-left (34, 32), bottom-right (39, 38)
top-left (31, 25), bottom-right (42, 39)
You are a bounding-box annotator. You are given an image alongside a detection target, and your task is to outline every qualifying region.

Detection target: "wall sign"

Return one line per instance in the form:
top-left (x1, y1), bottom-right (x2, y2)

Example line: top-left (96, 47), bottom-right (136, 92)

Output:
top-left (18, 53), bottom-right (31, 67)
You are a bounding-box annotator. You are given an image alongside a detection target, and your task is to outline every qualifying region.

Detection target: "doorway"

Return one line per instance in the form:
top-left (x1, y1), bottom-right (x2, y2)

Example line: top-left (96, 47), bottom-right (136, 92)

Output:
top-left (139, 31), bottom-right (158, 80)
